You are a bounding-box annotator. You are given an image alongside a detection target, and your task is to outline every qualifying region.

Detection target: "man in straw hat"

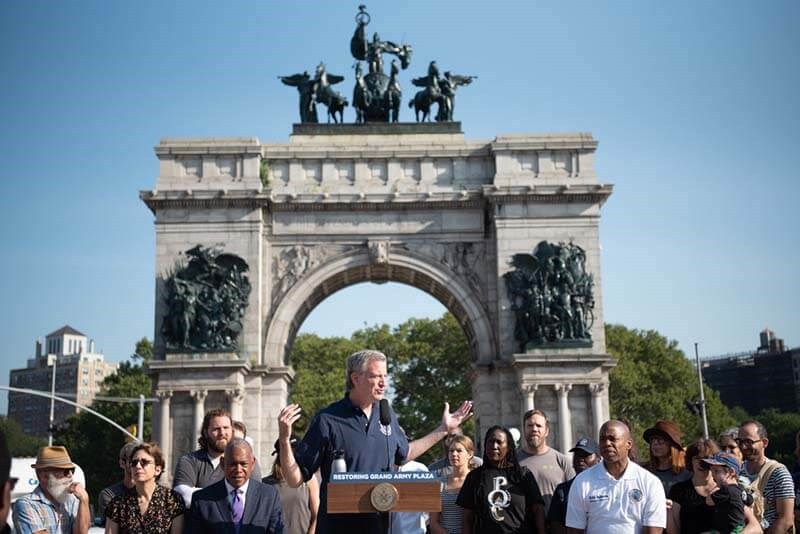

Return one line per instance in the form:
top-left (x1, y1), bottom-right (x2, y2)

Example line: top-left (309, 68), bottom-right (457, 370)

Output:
top-left (12, 445), bottom-right (90, 534)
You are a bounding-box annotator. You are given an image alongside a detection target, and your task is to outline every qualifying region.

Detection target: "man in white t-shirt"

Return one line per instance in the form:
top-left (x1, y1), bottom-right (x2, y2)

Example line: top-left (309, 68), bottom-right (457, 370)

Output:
top-left (566, 420), bottom-right (666, 534)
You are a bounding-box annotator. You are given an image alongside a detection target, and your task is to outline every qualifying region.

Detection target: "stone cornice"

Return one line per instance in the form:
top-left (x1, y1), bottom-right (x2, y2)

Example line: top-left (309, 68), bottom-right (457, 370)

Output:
top-left (155, 137), bottom-right (261, 156)
top-left (268, 197), bottom-right (484, 212)
top-left (483, 184), bottom-right (613, 206)
top-left (139, 185), bottom-right (614, 214)
top-left (491, 133), bottom-right (597, 151)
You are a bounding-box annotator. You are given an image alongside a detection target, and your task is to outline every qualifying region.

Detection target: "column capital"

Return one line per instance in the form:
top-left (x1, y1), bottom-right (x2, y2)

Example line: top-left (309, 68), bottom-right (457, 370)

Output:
top-left (554, 383), bottom-right (573, 394)
top-left (226, 388), bottom-right (245, 404)
top-left (589, 382), bottom-right (606, 395)
top-left (190, 389), bottom-right (208, 402)
top-left (524, 384), bottom-right (539, 394)
top-left (156, 389), bottom-right (174, 400)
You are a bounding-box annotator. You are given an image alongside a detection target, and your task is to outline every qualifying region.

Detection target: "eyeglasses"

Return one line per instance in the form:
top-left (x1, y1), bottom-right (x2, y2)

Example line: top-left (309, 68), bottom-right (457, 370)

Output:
top-left (722, 444), bottom-right (739, 452)
top-left (129, 458), bottom-right (153, 468)
top-left (735, 438), bottom-right (762, 447)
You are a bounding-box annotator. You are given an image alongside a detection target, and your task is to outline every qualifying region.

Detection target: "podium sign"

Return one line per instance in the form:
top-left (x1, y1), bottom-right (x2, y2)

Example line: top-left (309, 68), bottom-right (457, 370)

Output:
top-left (327, 472), bottom-right (442, 514)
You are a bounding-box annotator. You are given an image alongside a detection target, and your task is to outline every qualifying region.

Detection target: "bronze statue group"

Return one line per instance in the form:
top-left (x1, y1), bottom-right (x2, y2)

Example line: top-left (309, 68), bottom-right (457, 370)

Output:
top-left (280, 6), bottom-right (475, 124)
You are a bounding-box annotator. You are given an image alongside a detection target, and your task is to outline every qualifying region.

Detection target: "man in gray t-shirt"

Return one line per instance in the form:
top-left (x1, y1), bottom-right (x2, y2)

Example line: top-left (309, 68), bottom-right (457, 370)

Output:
top-left (516, 409), bottom-right (575, 514)
top-left (173, 408), bottom-right (261, 507)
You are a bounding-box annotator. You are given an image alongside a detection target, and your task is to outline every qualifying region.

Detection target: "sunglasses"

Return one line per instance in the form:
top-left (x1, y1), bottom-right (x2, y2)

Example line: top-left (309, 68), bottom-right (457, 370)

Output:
top-left (735, 438), bottom-right (762, 447)
top-left (129, 458), bottom-right (153, 468)
top-left (46, 468), bottom-right (75, 478)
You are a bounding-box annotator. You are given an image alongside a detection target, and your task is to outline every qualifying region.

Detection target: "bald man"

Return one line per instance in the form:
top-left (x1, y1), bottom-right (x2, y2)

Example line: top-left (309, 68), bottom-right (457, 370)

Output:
top-left (566, 420), bottom-right (666, 534)
top-left (186, 439), bottom-right (283, 534)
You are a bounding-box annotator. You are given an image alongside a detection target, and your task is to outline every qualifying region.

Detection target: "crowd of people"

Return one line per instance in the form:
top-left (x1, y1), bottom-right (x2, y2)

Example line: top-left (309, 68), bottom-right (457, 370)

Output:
top-left (2, 348), bottom-right (799, 533)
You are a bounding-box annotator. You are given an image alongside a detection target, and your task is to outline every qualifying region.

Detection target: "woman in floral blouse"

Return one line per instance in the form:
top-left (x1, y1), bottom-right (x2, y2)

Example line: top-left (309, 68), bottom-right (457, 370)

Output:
top-left (105, 442), bottom-right (185, 534)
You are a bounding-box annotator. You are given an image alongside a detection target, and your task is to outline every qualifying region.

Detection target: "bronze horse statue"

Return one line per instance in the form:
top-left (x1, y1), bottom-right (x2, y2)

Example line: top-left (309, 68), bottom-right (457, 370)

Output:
top-left (409, 61), bottom-right (443, 122)
top-left (314, 63), bottom-right (349, 123)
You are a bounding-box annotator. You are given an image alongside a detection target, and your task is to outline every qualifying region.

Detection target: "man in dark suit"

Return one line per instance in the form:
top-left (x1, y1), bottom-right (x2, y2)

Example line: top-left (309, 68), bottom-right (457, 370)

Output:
top-left (186, 438), bottom-right (283, 534)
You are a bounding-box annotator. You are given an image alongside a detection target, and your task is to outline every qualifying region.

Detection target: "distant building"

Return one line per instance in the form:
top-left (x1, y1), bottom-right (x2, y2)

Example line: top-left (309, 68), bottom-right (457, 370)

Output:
top-left (8, 326), bottom-right (118, 437)
top-left (701, 329), bottom-right (800, 415)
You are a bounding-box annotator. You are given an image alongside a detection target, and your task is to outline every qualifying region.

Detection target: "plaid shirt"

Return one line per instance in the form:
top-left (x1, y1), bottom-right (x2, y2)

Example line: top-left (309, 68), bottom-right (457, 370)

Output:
top-left (12, 486), bottom-right (79, 534)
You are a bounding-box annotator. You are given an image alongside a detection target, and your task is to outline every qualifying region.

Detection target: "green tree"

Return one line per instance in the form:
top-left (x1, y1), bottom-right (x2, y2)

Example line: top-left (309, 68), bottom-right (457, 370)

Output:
top-left (54, 342), bottom-right (153, 497)
top-left (753, 409), bottom-right (800, 466)
top-left (0, 416), bottom-right (46, 456)
top-left (132, 337), bottom-right (153, 363)
top-left (606, 324), bottom-right (737, 457)
top-left (288, 334), bottom-right (359, 436)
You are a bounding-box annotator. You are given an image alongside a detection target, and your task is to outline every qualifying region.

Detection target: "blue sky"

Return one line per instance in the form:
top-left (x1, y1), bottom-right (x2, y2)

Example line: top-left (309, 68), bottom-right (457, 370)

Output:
top-left (1, 1), bottom-right (798, 414)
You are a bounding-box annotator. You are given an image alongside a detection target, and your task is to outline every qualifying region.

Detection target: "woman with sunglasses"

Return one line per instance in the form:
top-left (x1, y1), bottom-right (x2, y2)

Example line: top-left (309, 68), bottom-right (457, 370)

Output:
top-left (105, 442), bottom-right (185, 534)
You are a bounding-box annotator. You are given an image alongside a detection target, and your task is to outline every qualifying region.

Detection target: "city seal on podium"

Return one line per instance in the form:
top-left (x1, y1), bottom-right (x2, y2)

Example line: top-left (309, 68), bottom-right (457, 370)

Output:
top-left (370, 482), bottom-right (399, 512)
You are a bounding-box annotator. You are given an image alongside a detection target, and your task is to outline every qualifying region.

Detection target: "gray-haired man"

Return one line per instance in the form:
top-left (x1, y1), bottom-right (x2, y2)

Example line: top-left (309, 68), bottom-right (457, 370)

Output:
top-left (278, 349), bottom-right (472, 533)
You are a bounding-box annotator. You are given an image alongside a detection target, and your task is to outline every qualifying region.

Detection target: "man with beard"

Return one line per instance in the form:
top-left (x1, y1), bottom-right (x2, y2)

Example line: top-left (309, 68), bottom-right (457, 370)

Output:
top-left (12, 445), bottom-right (90, 534)
top-left (738, 419), bottom-right (795, 532)
top-left (174, 408), bottom-right (262, 507)
top-left (565, 420), bottom-right (665, 534)
top-left (516, 409), bottom-right (574, 515)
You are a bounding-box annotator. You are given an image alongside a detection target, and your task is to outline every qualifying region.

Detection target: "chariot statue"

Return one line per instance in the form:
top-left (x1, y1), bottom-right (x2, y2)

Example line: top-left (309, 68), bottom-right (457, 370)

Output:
top-left (350, 5), bottom-right (412, 122)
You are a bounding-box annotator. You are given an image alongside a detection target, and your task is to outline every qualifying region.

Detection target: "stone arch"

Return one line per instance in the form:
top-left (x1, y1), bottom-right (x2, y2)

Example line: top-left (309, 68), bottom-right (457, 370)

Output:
top-left (263, 248), bottom-right (496, 367)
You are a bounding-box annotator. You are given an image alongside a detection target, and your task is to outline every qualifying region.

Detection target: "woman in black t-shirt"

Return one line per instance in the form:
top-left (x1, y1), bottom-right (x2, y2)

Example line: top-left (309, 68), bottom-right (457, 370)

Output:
top-left (456, 426), bottom-right (545, 534)
top-left (667, 438), bottom-right (719, 534)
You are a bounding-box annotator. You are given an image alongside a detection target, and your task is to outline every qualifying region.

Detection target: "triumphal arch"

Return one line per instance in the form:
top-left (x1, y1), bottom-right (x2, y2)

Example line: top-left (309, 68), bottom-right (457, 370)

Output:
top-left (143, 7), bottom-right (615, 479)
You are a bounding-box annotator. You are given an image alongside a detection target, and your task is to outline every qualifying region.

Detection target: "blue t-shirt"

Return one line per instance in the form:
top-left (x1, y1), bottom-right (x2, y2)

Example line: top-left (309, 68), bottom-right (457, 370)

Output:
top-left (294, 395), bottom-right (410, 533)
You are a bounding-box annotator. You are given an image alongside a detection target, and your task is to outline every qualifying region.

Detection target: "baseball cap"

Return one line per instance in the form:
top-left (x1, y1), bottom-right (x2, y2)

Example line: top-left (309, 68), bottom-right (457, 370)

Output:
top-left (702, 452), bottom-right (741, 473)
top-left (569, 437), bottom-right (599, 455)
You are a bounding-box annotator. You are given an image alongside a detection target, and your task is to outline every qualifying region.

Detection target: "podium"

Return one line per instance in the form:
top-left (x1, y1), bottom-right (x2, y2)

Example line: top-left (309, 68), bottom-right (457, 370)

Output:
top-left (327, 472), bottom-right (442, 514)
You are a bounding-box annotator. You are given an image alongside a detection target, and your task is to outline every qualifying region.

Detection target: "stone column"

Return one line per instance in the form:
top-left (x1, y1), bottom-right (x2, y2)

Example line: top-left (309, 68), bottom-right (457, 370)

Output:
top-left (555, 383), bottom-right (573, 453)
top-left (589, 383), bottom-right (605, 438)
top-left (156, 390), bottom-right (173, 472)
top-left (227, 388), bottom-right (245, 422)
top-left (191, 389), bottom-right (208, 436)
top-left (524, 384), bottom-right (538, 411)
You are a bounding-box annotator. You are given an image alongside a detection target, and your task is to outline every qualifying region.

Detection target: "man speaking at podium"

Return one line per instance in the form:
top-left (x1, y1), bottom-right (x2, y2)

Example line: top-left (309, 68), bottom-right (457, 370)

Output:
top-left (277, 349), bottom-right (473, 533)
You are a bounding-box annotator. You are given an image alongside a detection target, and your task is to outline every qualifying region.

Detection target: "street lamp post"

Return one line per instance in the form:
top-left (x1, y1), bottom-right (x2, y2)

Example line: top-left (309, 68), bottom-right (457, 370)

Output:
top-left (48, 357), bottom-right (57, 446)
top-left (694, 342), bottom-right (709, 439)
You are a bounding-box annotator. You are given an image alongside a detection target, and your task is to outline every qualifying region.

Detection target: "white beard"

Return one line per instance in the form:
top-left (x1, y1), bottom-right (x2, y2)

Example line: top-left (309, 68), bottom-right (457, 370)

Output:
top-left (46, 475), bottom-right (72, 504)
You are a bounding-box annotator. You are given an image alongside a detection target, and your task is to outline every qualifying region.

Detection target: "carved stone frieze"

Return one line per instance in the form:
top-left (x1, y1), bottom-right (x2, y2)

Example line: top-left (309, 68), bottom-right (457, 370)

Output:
top-left (271, 244), bottom-right (357, 302)
top-left (403, 241), bottom-right (485, 293)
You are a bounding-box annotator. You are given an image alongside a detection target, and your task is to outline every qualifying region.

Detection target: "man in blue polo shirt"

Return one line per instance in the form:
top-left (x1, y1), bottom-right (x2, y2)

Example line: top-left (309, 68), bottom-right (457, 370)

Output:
top-left (278, 349), bottom-right (472, 533)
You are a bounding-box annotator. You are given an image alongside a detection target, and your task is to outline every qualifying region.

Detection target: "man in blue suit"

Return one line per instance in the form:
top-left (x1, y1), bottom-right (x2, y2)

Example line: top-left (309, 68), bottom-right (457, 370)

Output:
top-left (186, 438), bottom-right (283, 534)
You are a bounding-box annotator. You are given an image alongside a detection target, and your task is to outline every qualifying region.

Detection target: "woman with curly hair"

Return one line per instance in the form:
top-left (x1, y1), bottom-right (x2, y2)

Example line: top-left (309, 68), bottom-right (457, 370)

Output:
top-left (105, 442), bottom-right (185, 534)
top-left (457, 426), bottom-right (545, 533)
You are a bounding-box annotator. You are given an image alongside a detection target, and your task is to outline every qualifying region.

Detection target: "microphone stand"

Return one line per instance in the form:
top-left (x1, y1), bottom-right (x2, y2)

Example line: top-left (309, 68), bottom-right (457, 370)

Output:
top-left (379, 400), bottom-right (393, 534)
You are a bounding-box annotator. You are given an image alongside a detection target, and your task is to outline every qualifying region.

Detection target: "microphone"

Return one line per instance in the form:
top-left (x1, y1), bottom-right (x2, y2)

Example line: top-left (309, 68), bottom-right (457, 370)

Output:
top-left (379, 399), bottom-right (392, 472)
top-left (378, 398), bottom-right (393, 534)
top-left (379, 398), bottom-right (391, 426)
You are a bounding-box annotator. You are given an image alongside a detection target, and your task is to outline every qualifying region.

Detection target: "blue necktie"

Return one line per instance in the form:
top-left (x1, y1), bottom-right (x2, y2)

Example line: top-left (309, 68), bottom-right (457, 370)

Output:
top-left (231, 489), bottom-right (243, 532)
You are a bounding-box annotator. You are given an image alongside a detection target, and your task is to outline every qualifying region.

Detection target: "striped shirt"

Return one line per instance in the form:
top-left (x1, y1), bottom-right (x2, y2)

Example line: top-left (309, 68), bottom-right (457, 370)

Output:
top-left (439, 488), bottom-right (463, 534)
top-left (745, 460), bottom-right (795, 528)
top-left (12, 486), bottom-right (79, 534)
